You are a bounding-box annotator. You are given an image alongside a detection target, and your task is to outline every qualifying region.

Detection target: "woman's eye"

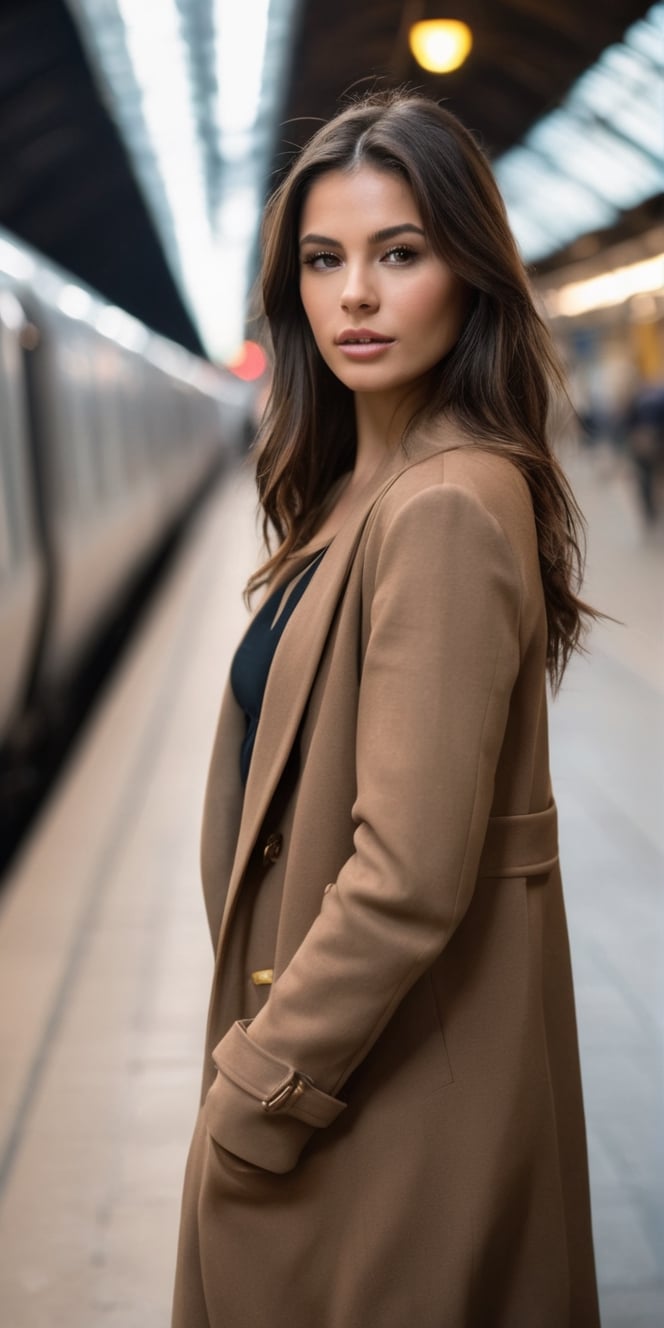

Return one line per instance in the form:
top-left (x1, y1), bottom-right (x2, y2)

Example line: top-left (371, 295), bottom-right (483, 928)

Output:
top-left (302, 251), bottom-right (340, 270)
top-left (383, 245), bottom-right (417, 264)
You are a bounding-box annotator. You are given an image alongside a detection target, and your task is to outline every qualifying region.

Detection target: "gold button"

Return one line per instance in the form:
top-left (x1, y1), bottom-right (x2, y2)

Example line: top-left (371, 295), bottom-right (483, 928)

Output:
top-left (262, 832), bottom-right (283, 865)
top-left (251, 969), bottom-right (274, 986)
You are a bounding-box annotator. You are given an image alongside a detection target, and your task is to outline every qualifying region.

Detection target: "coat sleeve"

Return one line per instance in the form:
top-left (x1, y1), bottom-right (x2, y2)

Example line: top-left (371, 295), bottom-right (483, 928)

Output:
top-left (205, 482), bottom-right (523, 1172)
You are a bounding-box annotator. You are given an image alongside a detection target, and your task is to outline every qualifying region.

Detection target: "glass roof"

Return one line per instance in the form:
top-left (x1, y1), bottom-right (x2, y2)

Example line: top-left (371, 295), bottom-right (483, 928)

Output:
top-left (64, 0), bottom-right (299, 360)
top-left (64, 0), bottom-right (662, 356)
top-left (495, 2), bottom-right (664, 263)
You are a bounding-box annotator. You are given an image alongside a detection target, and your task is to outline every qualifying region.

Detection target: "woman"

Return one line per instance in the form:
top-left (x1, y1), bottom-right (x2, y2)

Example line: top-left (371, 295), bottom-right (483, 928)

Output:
top-left (171, 90), bottom-right (600, 1328)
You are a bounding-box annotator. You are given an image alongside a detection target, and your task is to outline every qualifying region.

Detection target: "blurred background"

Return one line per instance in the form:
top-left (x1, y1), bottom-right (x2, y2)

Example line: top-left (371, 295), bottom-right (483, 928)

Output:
top-left (0, 2), bottom-right (662, 1325)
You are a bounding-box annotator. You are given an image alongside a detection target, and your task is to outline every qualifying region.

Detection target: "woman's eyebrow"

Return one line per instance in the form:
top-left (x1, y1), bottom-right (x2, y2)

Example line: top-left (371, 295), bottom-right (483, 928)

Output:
top-left (298, 233), bottom-right (341, 249)
top-left (368, 223), bottom-right (425, 243)
top-left (299, 223), bottom-right (425, 249)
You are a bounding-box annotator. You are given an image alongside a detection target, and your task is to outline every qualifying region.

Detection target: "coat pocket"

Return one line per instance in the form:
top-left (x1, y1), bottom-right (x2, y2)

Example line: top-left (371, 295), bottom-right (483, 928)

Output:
top-left (345, 968), bottom-right (454, 1108)
top-left (207, 1131), bottom-right (268, 1179)
top-left (203, 1088), bottom-right (279, 1193)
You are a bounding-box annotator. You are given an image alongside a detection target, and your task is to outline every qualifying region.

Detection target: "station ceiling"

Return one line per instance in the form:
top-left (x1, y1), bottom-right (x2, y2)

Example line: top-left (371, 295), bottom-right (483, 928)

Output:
top-left (0, 0), bottom-right (204, 352)
top-left (0, 0), bottom-right (659, 357)
top-left (281, 0), bottom-right (655, 159)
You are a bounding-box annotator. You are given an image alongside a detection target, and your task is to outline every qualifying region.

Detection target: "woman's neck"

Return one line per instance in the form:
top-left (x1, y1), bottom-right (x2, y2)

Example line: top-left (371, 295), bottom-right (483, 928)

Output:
top-left (352, 384), bottom-right (423, 481)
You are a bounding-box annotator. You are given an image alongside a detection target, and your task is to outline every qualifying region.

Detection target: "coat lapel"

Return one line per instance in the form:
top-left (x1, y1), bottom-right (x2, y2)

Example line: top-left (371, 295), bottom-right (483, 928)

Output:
top-left (213, 424), bottom-right (466, 959)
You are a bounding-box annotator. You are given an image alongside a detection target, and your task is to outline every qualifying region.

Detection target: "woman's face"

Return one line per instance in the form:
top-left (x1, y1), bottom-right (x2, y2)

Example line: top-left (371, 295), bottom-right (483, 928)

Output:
top-left (298, 165), bottom-right (467, 403)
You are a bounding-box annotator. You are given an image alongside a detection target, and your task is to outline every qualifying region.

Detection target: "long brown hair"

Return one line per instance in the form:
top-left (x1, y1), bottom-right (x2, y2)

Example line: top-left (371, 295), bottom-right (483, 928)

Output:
top-left (250, 88), bottom-right (599, 690)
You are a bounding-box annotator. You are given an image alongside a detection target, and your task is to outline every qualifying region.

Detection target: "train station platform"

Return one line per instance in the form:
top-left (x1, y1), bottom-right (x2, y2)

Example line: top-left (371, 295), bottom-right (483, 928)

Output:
top-left (0, 443), bottom-right (662, 1327)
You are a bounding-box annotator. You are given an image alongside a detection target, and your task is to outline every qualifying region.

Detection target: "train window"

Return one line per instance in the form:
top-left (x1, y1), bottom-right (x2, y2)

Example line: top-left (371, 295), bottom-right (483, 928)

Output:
top-left (0, 365), bottom-right (13, 579)
top-left (109, 356), bottom-right (132, 492)
top-left (91, 334), bottom-right (126, 501)
top-left (127, 354), bottom-right (151, 483)
top-left (78, 328), bottom-right (107, 508)
top-left (143, 362), bottom-right (166, 468)
top-left (0, 315), bottom-right (33, 577)
top-left (54, 325), bottom-right (100, 519)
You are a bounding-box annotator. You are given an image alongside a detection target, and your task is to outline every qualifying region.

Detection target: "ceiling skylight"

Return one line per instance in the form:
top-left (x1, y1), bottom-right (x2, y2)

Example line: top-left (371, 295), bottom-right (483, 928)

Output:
top-left (495, 1), bottom-right (664, 264)
top-left (65, 0), bottom-right (298, 360)
top-left (65, 0), bottom-right (662, 353)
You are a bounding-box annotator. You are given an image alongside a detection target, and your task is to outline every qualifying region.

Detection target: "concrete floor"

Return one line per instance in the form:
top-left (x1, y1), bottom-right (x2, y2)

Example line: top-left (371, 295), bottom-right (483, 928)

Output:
top-left (0, 442), bottom-right (662, 1327)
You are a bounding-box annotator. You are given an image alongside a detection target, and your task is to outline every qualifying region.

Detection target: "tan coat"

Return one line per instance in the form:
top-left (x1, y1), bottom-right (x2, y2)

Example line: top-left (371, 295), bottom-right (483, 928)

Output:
top-left (171, 424), bottom-right (600, 1328)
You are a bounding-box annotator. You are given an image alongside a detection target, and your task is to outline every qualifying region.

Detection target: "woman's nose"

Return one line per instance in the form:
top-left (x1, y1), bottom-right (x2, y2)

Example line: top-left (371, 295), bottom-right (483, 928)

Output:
top-left (340, 264), bottom-right (378, 313)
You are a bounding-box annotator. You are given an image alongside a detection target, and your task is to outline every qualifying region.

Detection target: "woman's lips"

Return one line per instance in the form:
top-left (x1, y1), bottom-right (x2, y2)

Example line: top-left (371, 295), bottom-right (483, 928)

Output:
top-left (336, 338), bottom-right (396, 360)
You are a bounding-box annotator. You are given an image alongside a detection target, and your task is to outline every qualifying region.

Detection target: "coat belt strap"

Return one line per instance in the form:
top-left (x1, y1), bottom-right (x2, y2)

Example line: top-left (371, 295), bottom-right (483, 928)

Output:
top-left (477, 802), bottom-right (558, 879)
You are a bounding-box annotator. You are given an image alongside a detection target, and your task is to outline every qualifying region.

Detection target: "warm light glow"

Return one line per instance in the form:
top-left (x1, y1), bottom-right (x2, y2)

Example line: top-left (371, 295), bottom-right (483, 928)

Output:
top-left (409, 19), bottom-right (472, 74)
top-left (228, 340), bottom-right (268, 381)
top-left (544, 254), bottom-right (664, 318)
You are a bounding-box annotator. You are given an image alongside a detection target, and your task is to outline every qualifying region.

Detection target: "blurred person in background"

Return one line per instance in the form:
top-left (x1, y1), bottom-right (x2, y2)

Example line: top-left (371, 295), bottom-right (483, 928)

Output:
top-left (622, 378), bottom-right (664, 524)
top-left (171, 90), bottom-right (601, 1328)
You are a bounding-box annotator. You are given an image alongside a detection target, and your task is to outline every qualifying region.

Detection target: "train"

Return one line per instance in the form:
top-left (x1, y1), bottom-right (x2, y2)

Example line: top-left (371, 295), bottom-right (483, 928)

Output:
top-left (0, 226), bottom-right (252, 838)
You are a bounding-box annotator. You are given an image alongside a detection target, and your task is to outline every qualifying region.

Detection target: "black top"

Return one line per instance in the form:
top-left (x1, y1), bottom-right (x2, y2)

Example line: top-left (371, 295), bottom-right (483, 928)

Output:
top-left (230, 548), bottom-right (327, 785)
